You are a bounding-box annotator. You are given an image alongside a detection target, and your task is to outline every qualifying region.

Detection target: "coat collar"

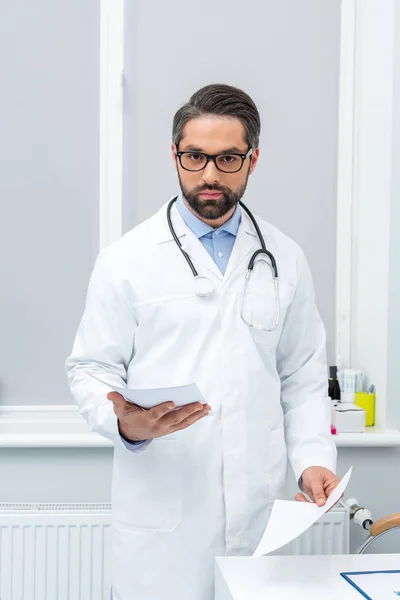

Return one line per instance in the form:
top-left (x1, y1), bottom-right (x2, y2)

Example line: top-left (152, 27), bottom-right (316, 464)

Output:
top-left (154, 198), bottom-right (259, 282)
top-left (174, 193), bottom-right (242, 240)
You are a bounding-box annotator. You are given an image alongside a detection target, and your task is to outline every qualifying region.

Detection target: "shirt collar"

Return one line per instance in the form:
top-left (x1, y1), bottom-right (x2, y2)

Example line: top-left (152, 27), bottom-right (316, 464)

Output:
top-left (175, 193), bottom-right (242, 240)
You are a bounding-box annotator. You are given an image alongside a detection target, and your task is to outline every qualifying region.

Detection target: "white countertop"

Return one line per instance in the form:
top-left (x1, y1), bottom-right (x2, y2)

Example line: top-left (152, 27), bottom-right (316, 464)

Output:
top-left (215, 553), bottom-right (400, 600)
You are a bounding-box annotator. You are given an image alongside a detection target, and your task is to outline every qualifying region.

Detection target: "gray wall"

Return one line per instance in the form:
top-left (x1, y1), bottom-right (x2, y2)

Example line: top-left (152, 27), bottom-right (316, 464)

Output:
top-left (0, 0), bottom-right (100, 406)
top-left (123, 0), bottom-right (340, 363)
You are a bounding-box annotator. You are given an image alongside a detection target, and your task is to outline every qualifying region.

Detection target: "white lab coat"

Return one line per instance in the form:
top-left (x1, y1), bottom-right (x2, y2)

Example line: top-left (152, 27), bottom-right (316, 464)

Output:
top-left (66, 200), bottom-right (336, 600)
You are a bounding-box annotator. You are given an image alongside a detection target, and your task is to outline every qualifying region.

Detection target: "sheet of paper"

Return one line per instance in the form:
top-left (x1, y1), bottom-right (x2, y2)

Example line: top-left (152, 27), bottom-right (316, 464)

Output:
top-left (88, 373), bottom-right (205, 409)
top-left (343, 571), bottom-right (400, 600)
top-left (253, 467), bottom-right (353, 557)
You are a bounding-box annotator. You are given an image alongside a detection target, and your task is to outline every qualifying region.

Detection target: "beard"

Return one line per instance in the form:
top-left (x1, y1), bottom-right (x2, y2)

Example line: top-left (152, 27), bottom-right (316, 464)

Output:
top-left (178, 171), bottom-right (249, 221)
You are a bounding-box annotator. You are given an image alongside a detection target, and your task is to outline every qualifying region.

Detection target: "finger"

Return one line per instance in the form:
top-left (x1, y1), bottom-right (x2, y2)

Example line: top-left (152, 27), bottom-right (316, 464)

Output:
top-left (170, 406), bottom-right (210, 432)
top-left (107, 391), bottom-right (126, 404)
top-left (107, 392), bottom-right (127, 417)
top-left (295, 492), bottom-right (311, 503)
top-left (162, 403), bottom-right (207, 426)
top-left (148, 402), bottom-right (176, 420)
top-left (325, 479), bottom-right (341, 498)
top-left (107, 392), bottom-right (143, 419)
top-left (310, 482), bottom-right (327, 507)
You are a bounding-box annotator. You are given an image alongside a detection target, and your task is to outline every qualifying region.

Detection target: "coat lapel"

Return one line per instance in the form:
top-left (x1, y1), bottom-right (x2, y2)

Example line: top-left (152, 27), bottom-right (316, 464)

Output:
top-left (223, 211), bottom-right (258, 284)
top-left (155, 200), bottom-right (223, 281)
top-left (180, 230), bottom-right (224, 281)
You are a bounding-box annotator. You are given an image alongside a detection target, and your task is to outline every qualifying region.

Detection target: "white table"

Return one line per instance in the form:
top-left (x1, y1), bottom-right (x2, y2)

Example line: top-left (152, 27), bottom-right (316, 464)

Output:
top-left (215, 553), bottom-right (400, 599)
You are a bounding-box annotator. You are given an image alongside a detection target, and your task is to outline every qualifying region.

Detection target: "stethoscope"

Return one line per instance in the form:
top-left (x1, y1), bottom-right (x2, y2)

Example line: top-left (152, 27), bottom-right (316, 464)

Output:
top-left (166, 196), bottom-right (280, 332)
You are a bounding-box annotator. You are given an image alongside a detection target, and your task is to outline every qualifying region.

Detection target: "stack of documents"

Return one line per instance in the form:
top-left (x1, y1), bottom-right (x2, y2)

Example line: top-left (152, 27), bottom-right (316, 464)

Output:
top-left (89, 373), bottom-right (205, 408)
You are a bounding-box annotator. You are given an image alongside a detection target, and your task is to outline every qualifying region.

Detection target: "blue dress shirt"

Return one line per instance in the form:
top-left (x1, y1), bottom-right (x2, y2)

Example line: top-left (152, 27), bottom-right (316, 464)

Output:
top-left (175, 193), bottom-right (241, 275)
top-left (120, 195), bottom-right (242, 447)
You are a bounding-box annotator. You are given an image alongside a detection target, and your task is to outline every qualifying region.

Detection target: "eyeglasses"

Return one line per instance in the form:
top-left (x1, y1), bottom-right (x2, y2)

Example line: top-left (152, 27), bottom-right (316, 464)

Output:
top-left (176, 147), bottom-right (253, 173)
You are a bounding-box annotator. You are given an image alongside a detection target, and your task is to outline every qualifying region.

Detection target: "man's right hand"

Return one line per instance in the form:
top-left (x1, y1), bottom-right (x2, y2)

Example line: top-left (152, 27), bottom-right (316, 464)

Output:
top-left (108, 392), bottom-right (211, 442)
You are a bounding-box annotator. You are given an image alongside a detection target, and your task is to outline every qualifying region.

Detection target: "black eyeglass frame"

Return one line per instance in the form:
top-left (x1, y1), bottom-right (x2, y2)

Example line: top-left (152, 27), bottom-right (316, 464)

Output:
top-left (176, 147), bottom-right (253, 173)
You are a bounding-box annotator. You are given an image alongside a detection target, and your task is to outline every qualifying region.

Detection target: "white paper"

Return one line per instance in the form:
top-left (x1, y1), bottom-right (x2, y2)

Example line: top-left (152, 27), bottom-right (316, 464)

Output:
top-left (344, 571), bottom-right (400, 600)
top-left (88, 373), bottom-right (205, 409)
top-left (253, 467), bottom-right (353, 557)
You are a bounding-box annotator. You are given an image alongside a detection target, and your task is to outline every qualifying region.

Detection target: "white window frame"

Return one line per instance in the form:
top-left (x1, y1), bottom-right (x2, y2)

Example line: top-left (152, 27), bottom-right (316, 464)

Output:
top-left (99, 0), bottom-right (124, 249)
top-left (336, 0), bottom-right (396, 430)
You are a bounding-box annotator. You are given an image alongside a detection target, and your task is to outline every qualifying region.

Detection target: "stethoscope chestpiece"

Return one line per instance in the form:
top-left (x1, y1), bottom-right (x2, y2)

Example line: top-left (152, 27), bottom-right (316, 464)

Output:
top-left (193, 276), bottom-right (214, 297)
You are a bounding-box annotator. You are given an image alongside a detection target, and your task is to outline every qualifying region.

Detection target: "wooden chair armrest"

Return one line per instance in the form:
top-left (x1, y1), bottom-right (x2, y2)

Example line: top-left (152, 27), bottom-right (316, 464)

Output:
top-left (370, 513), bottom-right (400, 536)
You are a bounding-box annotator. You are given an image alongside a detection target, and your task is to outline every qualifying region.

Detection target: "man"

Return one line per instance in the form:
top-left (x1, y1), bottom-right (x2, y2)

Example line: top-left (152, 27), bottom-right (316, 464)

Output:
top-left (66, 84), bottom-right (338, 600)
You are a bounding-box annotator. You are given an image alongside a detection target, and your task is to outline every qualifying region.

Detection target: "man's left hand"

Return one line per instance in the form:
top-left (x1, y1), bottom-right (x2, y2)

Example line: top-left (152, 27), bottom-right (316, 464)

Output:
top-left (296, 466), bottom-right (341, 507)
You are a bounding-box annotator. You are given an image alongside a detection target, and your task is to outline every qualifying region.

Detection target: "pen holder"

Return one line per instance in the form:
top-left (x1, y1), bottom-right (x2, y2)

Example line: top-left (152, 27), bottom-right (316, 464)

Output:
top-left (354, 392), bottom-right (375, 426)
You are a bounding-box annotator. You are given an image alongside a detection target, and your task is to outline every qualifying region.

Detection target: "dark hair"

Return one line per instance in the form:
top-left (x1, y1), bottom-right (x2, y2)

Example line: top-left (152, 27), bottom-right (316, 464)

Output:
top-left (172, 84), bottom-right (261, 150)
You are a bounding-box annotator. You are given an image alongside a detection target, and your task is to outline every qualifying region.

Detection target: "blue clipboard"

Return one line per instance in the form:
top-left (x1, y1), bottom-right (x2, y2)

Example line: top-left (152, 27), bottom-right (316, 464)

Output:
top-left (341, 570), bottom-right (400, 599)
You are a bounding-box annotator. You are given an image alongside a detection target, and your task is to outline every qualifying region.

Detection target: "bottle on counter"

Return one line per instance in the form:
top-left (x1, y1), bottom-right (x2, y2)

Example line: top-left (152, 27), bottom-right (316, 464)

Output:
top-left (328, 365), bottom-right (341, 401)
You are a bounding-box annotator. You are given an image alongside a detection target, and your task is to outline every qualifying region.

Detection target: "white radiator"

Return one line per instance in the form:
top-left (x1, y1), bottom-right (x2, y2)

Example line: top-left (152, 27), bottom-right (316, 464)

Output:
top-left (0, 503), bottom-right (112, 600)
top-left (0, 501), bottom-right (349, 599)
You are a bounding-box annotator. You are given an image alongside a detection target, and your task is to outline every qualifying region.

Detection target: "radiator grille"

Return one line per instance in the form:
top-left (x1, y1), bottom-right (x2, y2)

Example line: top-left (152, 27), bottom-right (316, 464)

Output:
top-left (0, 503), bottom-right (112, 600)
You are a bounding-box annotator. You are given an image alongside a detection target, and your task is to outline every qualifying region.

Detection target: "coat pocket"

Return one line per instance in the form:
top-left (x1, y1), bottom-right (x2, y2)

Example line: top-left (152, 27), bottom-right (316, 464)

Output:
top-left (245, 283), bottom-right (295, 347)
top-left (113, 437), bottom-right (182, 532)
